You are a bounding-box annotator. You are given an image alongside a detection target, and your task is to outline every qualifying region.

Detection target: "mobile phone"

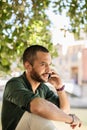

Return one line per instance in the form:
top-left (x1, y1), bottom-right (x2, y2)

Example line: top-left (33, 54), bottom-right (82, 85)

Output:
top-left (48, 73), bottom-right (51, 79)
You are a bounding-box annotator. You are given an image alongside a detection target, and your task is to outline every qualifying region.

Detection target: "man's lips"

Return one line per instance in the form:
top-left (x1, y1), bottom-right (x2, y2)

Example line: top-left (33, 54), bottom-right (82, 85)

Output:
top-left (42, 73), bottom-right (49, 78)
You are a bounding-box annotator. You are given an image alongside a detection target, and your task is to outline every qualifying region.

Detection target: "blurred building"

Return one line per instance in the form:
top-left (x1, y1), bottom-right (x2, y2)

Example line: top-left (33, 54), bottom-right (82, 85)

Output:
top-left (52, 41), bottom-right (87, 97)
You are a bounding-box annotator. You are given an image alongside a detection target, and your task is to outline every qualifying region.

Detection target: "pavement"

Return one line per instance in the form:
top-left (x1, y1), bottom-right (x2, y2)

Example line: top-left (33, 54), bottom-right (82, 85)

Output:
top-left (69, 96), bottom-right (87, 108)
top-left (68, 85), bottom-right (87, 108)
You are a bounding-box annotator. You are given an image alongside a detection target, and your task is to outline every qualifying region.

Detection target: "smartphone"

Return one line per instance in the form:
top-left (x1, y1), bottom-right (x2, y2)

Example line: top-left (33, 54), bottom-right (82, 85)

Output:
top-left (48, 73), bottom-right (51, 79)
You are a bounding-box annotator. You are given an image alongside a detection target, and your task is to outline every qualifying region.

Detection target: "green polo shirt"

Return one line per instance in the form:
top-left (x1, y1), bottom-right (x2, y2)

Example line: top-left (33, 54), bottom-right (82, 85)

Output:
top-left (1, 72), bottom-right (60, 130)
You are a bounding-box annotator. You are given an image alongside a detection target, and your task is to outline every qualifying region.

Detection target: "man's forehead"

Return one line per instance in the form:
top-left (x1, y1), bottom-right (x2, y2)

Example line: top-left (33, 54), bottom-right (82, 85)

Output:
top-left (36, 51), bottom-right (51, 57)
top-left (35, 51), bottom-right (51, 61)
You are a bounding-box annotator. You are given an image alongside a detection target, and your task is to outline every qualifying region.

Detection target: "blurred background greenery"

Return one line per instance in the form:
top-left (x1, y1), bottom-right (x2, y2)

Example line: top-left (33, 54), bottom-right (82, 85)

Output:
top-left (0, 0), bottom-right (87, 74)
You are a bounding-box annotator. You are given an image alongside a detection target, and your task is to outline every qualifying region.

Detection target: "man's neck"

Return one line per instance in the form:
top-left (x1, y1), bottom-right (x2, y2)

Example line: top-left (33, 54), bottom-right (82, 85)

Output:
top-left (25, 72), bottom-right (40, 93)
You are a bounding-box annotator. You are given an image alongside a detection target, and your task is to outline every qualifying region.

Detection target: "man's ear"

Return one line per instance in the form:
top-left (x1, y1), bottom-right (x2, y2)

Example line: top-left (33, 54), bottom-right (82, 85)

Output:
top-left (24, 61), bottom-right (32, 70)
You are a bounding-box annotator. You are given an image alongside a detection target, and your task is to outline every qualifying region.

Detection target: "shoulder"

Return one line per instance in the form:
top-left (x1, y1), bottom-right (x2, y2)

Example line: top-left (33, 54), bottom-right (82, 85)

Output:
top-left (6, 75), bottom-right (23, 85)
top-left (3, 74), bottom-right (27, 96)
top-left (5, 74), bottom-right (25, 91)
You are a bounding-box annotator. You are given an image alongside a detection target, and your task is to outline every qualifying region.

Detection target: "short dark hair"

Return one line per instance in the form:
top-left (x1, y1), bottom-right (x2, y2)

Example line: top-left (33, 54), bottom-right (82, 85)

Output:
top-left (23, 45), bottom-right (49, 65)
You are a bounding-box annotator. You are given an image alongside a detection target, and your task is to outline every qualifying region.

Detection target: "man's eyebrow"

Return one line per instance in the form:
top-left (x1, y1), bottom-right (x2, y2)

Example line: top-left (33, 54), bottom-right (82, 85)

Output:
top-left (40, 61), bottom-right (52, 65)
top-left (39, 61), bottom-right (47, 64)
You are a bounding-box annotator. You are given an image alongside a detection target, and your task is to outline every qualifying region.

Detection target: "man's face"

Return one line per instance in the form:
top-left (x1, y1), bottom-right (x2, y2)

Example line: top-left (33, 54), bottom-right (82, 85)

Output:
top-left (30, 51), bottom-right (52, 83)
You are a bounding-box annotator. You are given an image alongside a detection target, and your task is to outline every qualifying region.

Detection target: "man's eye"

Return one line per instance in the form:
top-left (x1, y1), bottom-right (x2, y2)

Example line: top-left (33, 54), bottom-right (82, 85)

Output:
top-left (40, 63), bottom-right (45, 66)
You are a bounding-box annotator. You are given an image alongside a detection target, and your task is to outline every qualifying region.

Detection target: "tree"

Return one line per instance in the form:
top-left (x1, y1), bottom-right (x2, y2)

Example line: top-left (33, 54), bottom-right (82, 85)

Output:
top-left (53, 0), bottom-right (87, 39)
top-left (0, 0), bottom-right (57, 73)
top-left (0, 0), bottom-right (87, 73)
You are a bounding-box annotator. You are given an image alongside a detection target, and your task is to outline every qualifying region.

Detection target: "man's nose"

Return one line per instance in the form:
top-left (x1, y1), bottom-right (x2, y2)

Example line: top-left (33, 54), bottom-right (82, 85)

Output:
top-left (45, 64), bottom-right (51, 73)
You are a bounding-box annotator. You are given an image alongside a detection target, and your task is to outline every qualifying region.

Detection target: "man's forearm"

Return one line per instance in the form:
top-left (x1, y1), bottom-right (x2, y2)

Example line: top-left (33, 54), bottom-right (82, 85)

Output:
top-left (57, 90), bottom-right (70, 114)
top-left (30, 97), bottom-right (72, 123)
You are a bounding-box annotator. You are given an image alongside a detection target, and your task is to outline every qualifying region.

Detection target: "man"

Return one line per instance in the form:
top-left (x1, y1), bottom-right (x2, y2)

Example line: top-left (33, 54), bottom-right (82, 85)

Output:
top-left (1, 45), bottom-right (81, 130)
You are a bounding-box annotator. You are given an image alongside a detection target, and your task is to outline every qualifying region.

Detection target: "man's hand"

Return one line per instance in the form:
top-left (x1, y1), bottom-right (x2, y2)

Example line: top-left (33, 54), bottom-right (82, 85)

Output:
top-left (48, 70), bottom-right (63, 89)
top-left (69, 114), bottom-right (82, 129)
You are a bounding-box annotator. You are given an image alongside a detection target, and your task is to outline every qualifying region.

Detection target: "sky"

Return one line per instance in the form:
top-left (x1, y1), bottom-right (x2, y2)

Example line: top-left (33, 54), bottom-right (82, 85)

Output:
top-left (46, 10), bottom-right (75, 45)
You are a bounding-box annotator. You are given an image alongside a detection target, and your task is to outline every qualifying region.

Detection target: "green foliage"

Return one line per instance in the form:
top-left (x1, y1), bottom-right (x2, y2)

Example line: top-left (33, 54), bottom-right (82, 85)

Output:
top-left (0, 0), bottom-right (57, 72)
top-left (0, 0), bottom-right (87, 72)
top-left (53, 0), bottom-right (87, 39)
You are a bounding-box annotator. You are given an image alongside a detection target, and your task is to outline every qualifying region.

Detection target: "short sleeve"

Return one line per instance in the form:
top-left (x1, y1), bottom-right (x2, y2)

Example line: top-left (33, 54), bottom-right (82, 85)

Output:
top-left (3, 79), bottom-right (40, 111)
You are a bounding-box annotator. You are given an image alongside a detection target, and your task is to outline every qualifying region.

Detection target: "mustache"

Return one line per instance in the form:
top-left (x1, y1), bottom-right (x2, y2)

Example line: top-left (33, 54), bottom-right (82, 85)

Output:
top-left (42, 73), bottom-right (51, 79)
top-left (43, 73), bottom-right (51, 75)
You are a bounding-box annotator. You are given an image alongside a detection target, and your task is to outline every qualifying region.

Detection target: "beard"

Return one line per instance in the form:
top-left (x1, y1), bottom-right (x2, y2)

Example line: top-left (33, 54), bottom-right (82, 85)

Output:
top-left (30, 68), bottom-right (48, 83)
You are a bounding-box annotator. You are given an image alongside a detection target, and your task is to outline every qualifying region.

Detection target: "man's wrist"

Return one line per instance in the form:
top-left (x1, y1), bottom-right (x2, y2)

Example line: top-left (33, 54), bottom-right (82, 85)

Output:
top-left (56, 85), bottom-right (65, 91)
top-left (66, 114), bottom-right (75, 124)
top-left (69, 114), bottom-right (75, 124)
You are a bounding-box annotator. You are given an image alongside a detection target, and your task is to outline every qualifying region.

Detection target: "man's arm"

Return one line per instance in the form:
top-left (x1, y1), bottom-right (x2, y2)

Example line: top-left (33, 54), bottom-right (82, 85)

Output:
top-left (30, 97), bottom-right (70, 122)
top-left (56, 88), bottom-right (70, 113)
top-left (48, 71), bottom-right (70, 113)
top-left (30, 97), bottom-right (81, 128)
